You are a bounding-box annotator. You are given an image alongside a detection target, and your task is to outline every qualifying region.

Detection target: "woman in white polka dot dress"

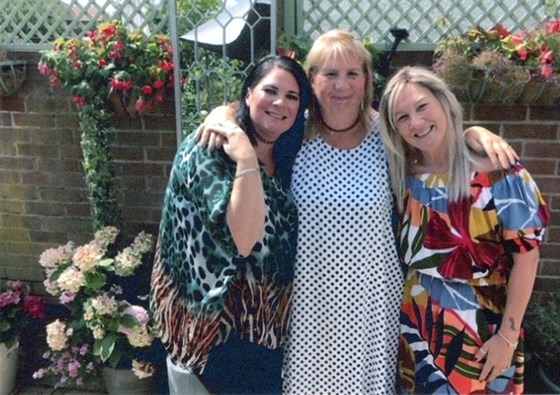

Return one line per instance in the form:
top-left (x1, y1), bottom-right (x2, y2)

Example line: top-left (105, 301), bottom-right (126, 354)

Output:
top-left (280, 29), bottom-right (403, 395)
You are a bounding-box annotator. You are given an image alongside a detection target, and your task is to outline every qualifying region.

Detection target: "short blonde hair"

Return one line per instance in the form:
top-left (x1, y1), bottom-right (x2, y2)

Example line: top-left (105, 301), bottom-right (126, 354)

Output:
top-left (305, 29), bottom-right (375, 138)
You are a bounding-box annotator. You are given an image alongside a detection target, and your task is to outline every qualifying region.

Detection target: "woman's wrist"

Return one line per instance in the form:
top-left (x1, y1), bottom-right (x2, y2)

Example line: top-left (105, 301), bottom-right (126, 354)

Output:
top-left (236, 157), bottom-right (259, 170)
top-left (496, 329), bottom-right (519, 349)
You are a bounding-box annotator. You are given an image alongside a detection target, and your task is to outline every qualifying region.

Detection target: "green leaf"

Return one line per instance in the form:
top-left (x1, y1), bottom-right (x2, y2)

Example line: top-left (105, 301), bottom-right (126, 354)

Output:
top-left (108, 349), bottom-right (122, 368)
top-left (97, 258), bottom-right (114, 267)
top-left (100, 333), bottom-right (117, 362)
top-left (119, 314), bottom-right (140, 329)
top-left (84, 270), bottom-right (106, 290)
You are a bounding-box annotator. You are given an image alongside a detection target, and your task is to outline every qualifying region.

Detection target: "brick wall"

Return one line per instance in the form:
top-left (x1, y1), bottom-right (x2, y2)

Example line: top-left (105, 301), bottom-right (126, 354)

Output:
top-left (0, 53), bottom-right (559, 295)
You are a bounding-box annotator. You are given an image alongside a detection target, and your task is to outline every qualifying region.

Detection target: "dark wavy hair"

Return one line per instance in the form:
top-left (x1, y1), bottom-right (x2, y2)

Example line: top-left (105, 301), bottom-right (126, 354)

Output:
top-left (236, 55), bottom-right (311, 189)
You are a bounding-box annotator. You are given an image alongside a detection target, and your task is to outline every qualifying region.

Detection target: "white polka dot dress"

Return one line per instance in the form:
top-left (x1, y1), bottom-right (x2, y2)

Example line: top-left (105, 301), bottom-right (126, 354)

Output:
top-left (282, 119), bottom-right (403, 395)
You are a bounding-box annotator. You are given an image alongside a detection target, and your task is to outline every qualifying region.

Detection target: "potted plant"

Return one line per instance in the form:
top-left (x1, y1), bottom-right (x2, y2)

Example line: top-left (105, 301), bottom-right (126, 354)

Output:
top-left (0, 281), bottom-right (45, 395)
top-left (37, 20), bottom-right (175, 231)
top-left (32, 226), bottom-right (160, 392)
top-left (433, 19), bottom-right (560, 105)
top-left (523, 291), bottom-right (560, 393)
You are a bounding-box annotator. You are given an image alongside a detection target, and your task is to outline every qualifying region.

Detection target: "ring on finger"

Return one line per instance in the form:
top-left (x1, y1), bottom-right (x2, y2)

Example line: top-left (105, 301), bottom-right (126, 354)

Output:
top-left (480, 348), bottom-right (487, 354)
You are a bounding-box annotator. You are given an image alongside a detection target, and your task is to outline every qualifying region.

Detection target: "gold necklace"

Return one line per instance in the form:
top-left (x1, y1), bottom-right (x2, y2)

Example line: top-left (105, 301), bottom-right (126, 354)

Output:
top-left (321, 116), bottom-right (360, 134)
top-left (254, 131), bottom-right (278, 144)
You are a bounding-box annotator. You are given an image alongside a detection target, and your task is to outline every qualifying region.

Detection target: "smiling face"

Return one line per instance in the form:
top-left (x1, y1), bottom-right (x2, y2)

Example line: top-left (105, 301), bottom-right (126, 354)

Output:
top-left (393, 82), bottom-right (450, 162)
top-left (311, 54), bottom-right (365, 120)
top-left (245, 67), bottom-right (301, 141)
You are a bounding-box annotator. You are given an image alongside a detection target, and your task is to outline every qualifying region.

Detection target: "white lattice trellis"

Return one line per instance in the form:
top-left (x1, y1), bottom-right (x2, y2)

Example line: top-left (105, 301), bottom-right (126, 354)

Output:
top-left (297, 0), bottom-right (559, 50)
top-left (0, 0), bottom-right (168, 50)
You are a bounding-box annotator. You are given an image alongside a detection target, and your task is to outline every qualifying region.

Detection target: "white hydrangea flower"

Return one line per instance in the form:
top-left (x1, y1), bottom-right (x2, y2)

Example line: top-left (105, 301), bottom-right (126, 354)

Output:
top-left (46, 319), bottom-right (70, 351)
top-left (57, 267), bottom-right (85, 293)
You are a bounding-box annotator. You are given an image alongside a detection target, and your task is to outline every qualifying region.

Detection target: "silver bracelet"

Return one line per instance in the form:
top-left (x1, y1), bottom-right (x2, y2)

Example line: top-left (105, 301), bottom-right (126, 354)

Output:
top-left (497, 329), bottom-right (518, 349)
top-left (234, 167), bottom-right (259, 179)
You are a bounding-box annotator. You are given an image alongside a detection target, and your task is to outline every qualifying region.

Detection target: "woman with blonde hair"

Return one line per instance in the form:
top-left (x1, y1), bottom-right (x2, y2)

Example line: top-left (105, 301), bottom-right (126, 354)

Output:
top-left (379, 66), bottom-right (550, 394)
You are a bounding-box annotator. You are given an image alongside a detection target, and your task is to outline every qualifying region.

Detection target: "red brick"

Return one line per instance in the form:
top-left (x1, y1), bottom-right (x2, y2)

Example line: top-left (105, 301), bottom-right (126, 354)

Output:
top-left (0, 96), bottom-right (25, 112)
top-left (473, 105), bottom-right (527, 121)
top-left (502, 123), bottom-right (559, 140)
top-left (529, 106), bottom-right (560, 121)
top-left (524, 141), bottom-right (560, 157)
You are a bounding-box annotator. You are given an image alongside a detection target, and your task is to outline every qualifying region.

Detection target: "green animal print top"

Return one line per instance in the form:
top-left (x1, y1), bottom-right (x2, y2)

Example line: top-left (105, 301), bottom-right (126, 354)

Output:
top-left (150, 134), bottom-right (297, 373)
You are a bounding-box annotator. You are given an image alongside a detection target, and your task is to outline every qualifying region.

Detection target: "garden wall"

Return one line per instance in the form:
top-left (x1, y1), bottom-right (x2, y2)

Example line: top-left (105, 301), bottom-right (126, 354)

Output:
top-left (1, 52), bottom-right (559, 296)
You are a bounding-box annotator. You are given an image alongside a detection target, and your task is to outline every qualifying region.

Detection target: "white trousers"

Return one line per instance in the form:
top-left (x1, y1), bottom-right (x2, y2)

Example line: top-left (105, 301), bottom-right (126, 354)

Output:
top-left (166, 356), bottom-right (210, 395)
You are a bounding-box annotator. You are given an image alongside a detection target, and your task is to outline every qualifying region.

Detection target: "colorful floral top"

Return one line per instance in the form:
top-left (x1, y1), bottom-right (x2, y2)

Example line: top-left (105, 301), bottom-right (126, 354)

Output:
top-left (400, 163), bottom-right (549, 282)
top-left (398, 163), bottom-right (550, 394)
top-left (150, 135), bottom-right (297, 373)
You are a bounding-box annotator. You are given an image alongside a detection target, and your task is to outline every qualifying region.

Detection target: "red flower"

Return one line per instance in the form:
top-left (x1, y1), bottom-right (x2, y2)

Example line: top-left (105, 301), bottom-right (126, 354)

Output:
top-left (135, 97), bottom-right (150, 113)
top-left (141, 85), bottom-right (154, 95)
top-left (110, 78), bottom-right (134, 91)
top-left (518, 48), bottom-right (529, 61)
top-left (277, 47), bottom-right (295, 58)
top-left (541, 49), bottom-right (554, 64)
top-left (72, 96), bottom-right (86, 106)
top-left (158, 60), bottom-right (174, 72)
top-left (153, 79), bottom-right (164, 90)
top-left (491, 24), bottom-right (511, 39)
top-left (541, 63), bottom-right (554, 79)
top-left (109, 50), bottom-right (123, 61)
top-left (101, 24), bottom-right (117, 38)
top-left (24, 295), bottom-right (45, 319)
top-left (546, 19), bottom-right (560, 34)
top-left (87, 30), bottom-right (98, 42)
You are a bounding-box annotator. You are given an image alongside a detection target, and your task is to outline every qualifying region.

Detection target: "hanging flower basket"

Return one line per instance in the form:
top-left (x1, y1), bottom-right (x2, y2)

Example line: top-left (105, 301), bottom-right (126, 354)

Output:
top-left (448, 66), bottom-right (560, 106)
top-left (0, 60), bottom-right (26, 97)
top-left (434, 20), bottom-right (560, 106)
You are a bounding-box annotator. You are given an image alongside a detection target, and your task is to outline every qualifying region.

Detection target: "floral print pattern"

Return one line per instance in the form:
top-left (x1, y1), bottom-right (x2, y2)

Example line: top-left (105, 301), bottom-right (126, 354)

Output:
top-left (398, 163), bottom-right (550, 394)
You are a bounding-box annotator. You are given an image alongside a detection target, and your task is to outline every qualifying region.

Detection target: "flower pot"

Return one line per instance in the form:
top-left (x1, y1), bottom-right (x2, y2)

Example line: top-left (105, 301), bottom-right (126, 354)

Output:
top-left (102, 367), bottom-right (157, 395)
top-left (0, 60), bottom-right (26, 97)
top-left (0, 341), bottom-right (18, 395)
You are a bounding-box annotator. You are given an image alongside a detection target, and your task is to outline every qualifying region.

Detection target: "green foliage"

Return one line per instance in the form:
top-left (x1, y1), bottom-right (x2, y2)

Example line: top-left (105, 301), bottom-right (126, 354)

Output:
top-left (277, 33), bottom-right (314, 61)
top-left (38, 20), bottom-right (175, 230)
top-left (524, 292), bottom-right (560, 370)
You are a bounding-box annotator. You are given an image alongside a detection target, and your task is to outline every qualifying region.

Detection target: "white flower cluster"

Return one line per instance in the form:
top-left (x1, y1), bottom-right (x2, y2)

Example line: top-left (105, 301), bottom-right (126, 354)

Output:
top-left (38, 226), bottom-right (157, 380)
top-left (114, 231), bottom-right (155, 277)
top-left (46, 319), bottom-right (73, 351)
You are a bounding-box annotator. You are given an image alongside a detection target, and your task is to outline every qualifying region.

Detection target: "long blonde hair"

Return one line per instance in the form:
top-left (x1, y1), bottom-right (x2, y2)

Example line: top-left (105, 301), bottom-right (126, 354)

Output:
top-left (305, 29), bottom-right (375, 139)
top-left (379, 66), bottom-right (472, 212)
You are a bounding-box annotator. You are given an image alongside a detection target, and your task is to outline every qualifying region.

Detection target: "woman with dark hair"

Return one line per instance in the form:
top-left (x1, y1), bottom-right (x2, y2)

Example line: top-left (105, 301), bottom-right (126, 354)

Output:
top-left (150, 55), bottom-right (310, 394)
